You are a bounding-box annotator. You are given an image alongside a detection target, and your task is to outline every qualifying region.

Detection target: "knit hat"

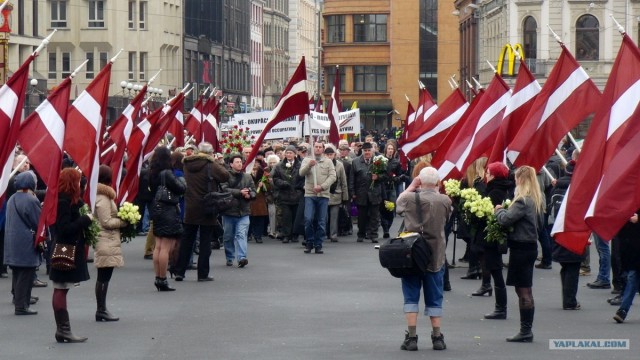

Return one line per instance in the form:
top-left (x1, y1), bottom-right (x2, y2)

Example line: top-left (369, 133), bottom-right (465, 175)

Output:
top-left (285, 145), bottom-right (297, 153)
top-left (324, 147), bottom-right (335, 154)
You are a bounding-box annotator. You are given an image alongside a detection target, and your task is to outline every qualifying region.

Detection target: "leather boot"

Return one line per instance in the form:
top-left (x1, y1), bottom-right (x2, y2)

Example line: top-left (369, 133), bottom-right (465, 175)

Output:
top-left (95, 282), bottom-right (119, 322)
top-left (506, 307), bottom-right (534, 342)
top-left (54, 309), bottom-right (88, 343)
top-left (472, 282), bottom-right (493, 296)
top-left (485, 286), bottom-right (507, 319)
top-left (460, 265), bottom-right (481, 279)
top-left (443, 260), bottom-right (451, 291)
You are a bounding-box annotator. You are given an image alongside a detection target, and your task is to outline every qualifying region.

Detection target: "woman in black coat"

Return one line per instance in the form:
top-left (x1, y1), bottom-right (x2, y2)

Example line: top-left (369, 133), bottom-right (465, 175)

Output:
top-left (380, 142), bottom-right (402, 238)
top-left (49, 168), bottom-right (93, 343)
top-left (479, 163), bottom-right (514, 320)
top-left (148, 147), bottom-right (186, 291)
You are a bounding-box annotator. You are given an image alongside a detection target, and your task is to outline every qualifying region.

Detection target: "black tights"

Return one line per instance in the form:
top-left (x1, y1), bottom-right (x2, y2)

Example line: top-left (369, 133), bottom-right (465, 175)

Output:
top-left (491, 268), bottom-right (505, 288)
top-left (97, 267), bottom-right (114, 283)
top-left (515, 287), bottom-right (534, 309)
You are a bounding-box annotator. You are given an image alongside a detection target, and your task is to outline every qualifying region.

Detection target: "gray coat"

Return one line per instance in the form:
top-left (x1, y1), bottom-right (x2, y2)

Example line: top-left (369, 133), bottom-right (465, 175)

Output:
top-left (4, 172), bottom-right (42, 267)
top-left (349, 155), bottom-right (387, 206)
top-left (221, 170), bottom-right (256, 217)
top-left (495, 197), bottom-right (538, 245)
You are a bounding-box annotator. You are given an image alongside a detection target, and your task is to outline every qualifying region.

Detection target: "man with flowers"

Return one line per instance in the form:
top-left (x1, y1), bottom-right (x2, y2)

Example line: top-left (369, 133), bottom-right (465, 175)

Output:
top-left (349, 142), bottom-right (387, 243)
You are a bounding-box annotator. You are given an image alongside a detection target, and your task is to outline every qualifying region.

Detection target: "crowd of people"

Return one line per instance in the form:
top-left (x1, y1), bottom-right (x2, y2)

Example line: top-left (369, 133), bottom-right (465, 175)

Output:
top-left (1, 131), bottom-right (638, 351)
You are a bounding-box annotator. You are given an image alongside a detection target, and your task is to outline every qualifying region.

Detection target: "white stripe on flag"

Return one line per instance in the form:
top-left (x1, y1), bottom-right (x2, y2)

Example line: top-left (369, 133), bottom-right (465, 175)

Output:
top-left (74, 91), bottom-right (103, 132)
top-left (36, 100), bottom-right (65, 150)
top-left (607, 79), bottom-right (640, 139)
top-left (537, 67), bottom-right (590, 130)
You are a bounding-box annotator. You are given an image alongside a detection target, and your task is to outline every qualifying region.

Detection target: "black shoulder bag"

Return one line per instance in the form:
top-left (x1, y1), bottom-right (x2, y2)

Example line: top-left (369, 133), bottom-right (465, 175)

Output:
top-left (155, 171), bottom-right (179, 205)
top-left (203, 164), bottom-right (234, 216)
top-left (378, 192), bottom-right (432, 278)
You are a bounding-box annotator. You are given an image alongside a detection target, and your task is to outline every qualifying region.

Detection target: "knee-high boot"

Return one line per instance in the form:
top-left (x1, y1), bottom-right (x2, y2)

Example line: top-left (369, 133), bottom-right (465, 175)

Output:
top-left (485, 286), bottom-right (507, 319)
top-left (95, 282), bottom-right (119, 322)
top-left (53, 289), bottom-right (88, 343)
top-left (506, 307), bottom-right (534, 342)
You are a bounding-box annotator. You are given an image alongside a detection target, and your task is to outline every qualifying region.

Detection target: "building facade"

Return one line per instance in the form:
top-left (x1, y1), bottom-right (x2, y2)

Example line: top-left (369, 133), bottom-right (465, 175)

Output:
top-left (321, 0), bottom-right (459, 130)
top-left (251, 0), bottom-right (265, 111)
top-left (288, 0), bottom-right (319, 96)
top-left (263, 0), bottom-right (291, 110)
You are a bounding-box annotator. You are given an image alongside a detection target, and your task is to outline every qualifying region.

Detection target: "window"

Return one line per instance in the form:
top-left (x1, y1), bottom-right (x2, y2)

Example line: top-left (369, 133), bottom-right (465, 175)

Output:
top-left (88, 0), bottom-right (105, 28)
top-left (128, 51), bottom-right (136, 80)
top-left (325, 66), bottom-right (345, 92)
top-left (139, 52), bottom-right (147, 80)
top-left (353, 66), bottom-right (387, 92)
top-left (353, 14), bottom-right (387, 42)
top-left (99, 51), bottom-right (108, 69)
top-left (62, 52), bottom-right (71, 78)
top-left (48, 52), bottom-right (57, 80)
top-left (576, 15), bottom-right (599, 60)
top-left (327, 16), bottom-right (345, 43)
top-left (139, 1), bottom-right (147, 29)
top-left (128, 1), bottom-right (135, 29)
top-left (50, 1), bottom-right (67, 28)
top-left (86, 52), bottom-right (95, 79)
top-left (523, 16), bottom-right (537, 73)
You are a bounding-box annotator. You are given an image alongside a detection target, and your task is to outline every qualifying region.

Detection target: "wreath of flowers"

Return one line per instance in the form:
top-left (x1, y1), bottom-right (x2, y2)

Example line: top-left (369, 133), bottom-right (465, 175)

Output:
top-left (220, 125), bottom-right (255, 155)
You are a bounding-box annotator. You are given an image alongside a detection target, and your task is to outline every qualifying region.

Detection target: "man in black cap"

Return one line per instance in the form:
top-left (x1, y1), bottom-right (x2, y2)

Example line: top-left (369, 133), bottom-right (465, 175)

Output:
top-left (349, 142), bottom-right (386, 243)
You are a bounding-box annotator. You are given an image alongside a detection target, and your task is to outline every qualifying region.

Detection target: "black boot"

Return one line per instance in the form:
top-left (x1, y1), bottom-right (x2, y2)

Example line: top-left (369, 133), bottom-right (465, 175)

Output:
top-left (54, 309), bottom-right (88, 343)
top-left (95, 282), bottom-right (119, 322)
top-left (506, 307), bottom-right (534, 342)
top-left (443, 261), bottom-right (452, 291)
top-left (485, 286), bottom-right (507, 319)
top-left (460, 265), bottom-right (481, 280)
top-left (154, 277), bottom-right (176, 292)
top-left (472, 282), bottom-right (493, 296)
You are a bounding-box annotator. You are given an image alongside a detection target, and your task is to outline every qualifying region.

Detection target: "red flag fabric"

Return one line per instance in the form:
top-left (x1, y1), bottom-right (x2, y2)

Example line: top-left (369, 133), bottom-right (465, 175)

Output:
top-left (397, 100), bottom-right (415, 171)
top-left (551, 35), bottom-right (640, 246)
top-left (19, 77), bottom-right (72, 245)
top-left (64, 62), bottom-right (112, 210)
top-left (243, 57), bottom-right (309, 171)
top-left (506, 45), bottom-right (601, 171)
top-left (412, 88), bottom-right (437, 134)
top-left (327, 66), bottom-right (341, 145)
top-left (201, 96), bottom-right (221, 150)
top-left (185, 94), bottom-right (205, 143)
top-left (0, 54), bottom-right (35, 198)
top-left (431, 89), bottom-right (485, 180)
top-left (143, 93), bottom-right (186, 161)
top-left (401, 88), bottom-right (468, 160)
top-left (488, 60), bottom-right (541, 163)
top-left (168, 105), bottom-right (185, 148)
top-left (106, 86), bottom-right (147, 193)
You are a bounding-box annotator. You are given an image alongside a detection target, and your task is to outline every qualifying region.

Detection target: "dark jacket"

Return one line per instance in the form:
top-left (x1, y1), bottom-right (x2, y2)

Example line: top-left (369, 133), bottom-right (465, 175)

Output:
top-left (349, 155), bottom-right (388, 206)
top-left (4, 172), bottom-right (42, 268)
top-left (150, 169), bottom-right (186, 238)
top-left (478, 177), bottom-right (514, 250)
top-left (182, 154), bottom-right (229, 225)
top-left (495, 196), bottom-right (538, 246)
top-left (49, 194), bottom-right (92, 284)
top-left (383, 156), bottom-right (402, 202)
top-left (221, 170), bottom-right (256, 217)
top-left (618, 210), bottom-right (640, 272)
top-left (271, 158), bottom-right (303, 205)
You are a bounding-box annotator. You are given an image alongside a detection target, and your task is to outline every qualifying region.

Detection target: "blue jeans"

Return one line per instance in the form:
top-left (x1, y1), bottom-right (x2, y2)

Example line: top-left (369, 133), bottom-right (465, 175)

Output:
top-left (619, 270), bottom-right (639, 313)
top-left (304, 196), bottom-right (329, 249)
top-left (222, 215), bottom-right (250, 261)
top-left (141, 205), bottom-right (150, 232)
top-left (401, 267), bottom-right (445, 317)
top-left (594, 233), bottom-right (611, 283)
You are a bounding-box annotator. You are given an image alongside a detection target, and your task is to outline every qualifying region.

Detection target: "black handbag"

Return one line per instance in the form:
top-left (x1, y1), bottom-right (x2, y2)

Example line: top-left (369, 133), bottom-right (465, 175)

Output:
top-left (203, 164), bottom-right (234, 216)
top-left (155, 171), bottom-right (179, 205)
top-left (51, 242), bottom-right (76, 271)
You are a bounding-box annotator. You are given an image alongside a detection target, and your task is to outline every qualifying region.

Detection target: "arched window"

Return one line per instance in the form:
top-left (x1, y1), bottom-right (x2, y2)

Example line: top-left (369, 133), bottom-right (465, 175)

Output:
top-left (576, 15), bottom-right (599, 60)
top-left (523, 16), bottom-right (537, 73)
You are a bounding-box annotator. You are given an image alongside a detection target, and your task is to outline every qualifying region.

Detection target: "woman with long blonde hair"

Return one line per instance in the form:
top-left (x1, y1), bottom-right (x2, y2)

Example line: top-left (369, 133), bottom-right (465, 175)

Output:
top-left (494, 166), bottom-right (542, 342)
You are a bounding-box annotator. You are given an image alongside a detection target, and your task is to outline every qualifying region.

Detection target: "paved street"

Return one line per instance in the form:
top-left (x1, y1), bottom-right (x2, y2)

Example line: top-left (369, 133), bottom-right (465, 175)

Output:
top-left (0, 220), bottom-right (636, 360)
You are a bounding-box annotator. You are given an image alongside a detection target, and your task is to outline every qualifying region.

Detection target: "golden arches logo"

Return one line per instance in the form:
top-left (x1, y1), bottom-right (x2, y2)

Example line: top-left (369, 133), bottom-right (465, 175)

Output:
top-left (497, 44), bottom-right (525, 76)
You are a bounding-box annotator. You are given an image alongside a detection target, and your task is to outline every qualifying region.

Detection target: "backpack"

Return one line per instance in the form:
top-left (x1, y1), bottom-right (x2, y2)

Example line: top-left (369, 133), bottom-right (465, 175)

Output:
top-left (547, 193), bottom-right (564, 225)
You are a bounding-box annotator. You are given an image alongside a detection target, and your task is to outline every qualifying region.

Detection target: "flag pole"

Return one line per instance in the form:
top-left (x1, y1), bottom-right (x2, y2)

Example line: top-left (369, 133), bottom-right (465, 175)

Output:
top-left (555, 149), bottom-right (568, 165)
top-left (147, 69), bottom-right (163, 86)
top-left (486, 60), bottom-right (497, 73)
top-left (542, 166), bottom-right (556, 182)
top-left (8, 156), bottom-right (29, 180)
top-left (566, 132), bottom-right (581, 152)
top-left (33, 29), bottom-right (57, 56)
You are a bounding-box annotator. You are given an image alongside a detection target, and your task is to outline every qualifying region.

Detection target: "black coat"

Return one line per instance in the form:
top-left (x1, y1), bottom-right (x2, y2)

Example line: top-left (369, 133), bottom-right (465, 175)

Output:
top-left (49, 195), bottom-right (92, 284)
top-left (618, 210), bottom-right (640, 272)
top-left (477, 177), bottom-right (513, 251)
top-left (349, 156), bottom-right (387, 206)
top-left (271, 158), bottom-right (303, 205)
top-left (150, 169), bottom-right (186, 238)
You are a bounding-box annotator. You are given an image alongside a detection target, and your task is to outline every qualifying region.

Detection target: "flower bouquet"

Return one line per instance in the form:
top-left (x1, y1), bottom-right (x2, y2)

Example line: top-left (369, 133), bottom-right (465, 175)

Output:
top-left (384, 200), bottom-right (395, 212)
top-left (370, 155), bottom-right (388, 189)
top-left (443, 179), bottom-right (461, 198)
top-left (117, 202), bottom-right (142, 243)
top-left (220, 125), bottom-right (254, 156)
top-left (485, 199), bottom-right (512, 245)
top-left (256, 174), bottom-right (271, 194)
top-left (80, 204), bottom-right (100, 248)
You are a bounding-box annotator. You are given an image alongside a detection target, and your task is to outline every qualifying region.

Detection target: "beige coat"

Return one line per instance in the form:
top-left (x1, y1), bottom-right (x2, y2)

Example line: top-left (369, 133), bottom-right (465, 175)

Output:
top-left (94, 183), bottom-right (126, 268)
top-left (329, 160), bottom-right (349, 206)
top-left (299, 155), bottom-right (336, 199)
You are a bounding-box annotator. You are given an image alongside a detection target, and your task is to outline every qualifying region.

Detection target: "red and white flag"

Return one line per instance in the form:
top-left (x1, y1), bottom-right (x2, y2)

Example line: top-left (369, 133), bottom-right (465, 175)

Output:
top-left (0, 54), bottom-right (35, 199)
top-left (437, 75), bottom-right (511, 179)
top-left (327, 66), bottom-right (341, 145)
top-left (202, 95), bottom-right (221, 150)
top-left (18, 77), bottom-right (72, 245)
top-left (555, 35), bottom-right (640, 244)
top-left (63, 61), bottom-right (112, 210)
top-left (185, 94), bottom-right (206, 143)
top-left (431, 89), bottom-right (485, 180)
top-left (167, 102), bottom-right (185, 148)
top-left (488, 60), bottom-right (541, 163)
top-left (412, 87), bottom-right (438, 135)
top-left (506, 45), bottom-right (601, 171)
top-left (107, 86), bottom-right (147, 194)
top-left (397, 100), bottom-right (415, 171)
top-left (144, 93), bottom-right (186, 161)
top-left (243, 57), bottom-right (310, 171)
top-left (401, 88), bottom-right (468, 160)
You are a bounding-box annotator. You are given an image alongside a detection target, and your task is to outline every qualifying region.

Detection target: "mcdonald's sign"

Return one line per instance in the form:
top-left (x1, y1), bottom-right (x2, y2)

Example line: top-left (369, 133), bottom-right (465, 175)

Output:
top-left (497, 43), bottom-right (525, 76)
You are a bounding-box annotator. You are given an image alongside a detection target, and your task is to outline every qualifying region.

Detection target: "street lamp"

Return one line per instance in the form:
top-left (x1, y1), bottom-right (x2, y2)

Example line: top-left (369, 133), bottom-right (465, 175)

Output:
top-left (25, 78), bottom-right (43, 117)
